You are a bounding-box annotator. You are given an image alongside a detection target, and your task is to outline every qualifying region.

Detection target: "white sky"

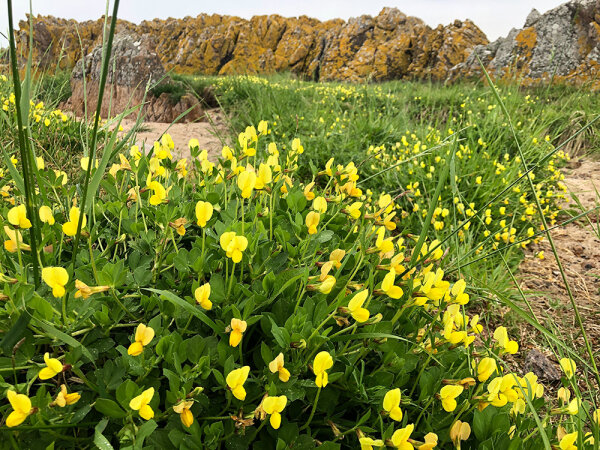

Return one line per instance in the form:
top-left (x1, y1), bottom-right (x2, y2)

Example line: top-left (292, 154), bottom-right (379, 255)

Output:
top-left (1, 0), bottom-right (566, 46)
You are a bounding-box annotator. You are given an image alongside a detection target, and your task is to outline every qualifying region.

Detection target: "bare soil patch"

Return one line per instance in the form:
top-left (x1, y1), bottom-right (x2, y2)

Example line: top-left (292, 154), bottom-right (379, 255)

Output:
top-left (518, 158), bottom-right (600, 352)
top-left (119, 108), bottom-right (229, 161)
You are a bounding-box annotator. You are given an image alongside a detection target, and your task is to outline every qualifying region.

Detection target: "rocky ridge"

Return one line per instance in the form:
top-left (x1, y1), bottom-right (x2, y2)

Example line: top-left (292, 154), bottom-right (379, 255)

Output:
top-left (14, 8), bottom-right (487, 82)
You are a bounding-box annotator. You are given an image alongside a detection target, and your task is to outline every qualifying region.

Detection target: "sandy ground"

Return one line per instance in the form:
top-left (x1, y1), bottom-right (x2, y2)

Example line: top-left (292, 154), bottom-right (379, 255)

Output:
top-left (518, 158), bottom-right (600, 350)
top-left (119, 109), bottom-right (230, 160)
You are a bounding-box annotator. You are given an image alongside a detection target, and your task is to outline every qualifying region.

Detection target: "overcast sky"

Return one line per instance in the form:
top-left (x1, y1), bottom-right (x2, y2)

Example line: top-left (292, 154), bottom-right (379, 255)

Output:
top-left (1, 0), bottom-right (566, 45)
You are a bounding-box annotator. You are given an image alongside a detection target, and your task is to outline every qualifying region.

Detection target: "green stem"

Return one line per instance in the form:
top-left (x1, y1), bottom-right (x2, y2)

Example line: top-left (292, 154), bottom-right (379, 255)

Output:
top-left (300, 387), bottom-right (321, 431)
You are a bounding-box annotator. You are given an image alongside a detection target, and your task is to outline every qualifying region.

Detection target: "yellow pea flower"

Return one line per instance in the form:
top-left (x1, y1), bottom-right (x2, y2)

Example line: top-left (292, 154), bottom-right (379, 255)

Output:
top-left (346, 201), bottom-right (363, 219)
top-left (255, 163), bottom-right (272, 189)
top-left (559, 358), bottom-right (576, 379)
top-left (493, 326), bottom-right (518, 354)
top-left (313, 196), bottom-right (327, 214)
top-left (39, 206), bottom-right (55, 225)
top-left (129, 145), bottom-right (142, 160)
top-left (8, 204), bottom-right (31, 228)
top-left (487, 375), bottom-right (519, 407)
top-left (306, 211), bottom-right (320, 235)
top-left (451, 279), bottom-right (469, 305)
top-left (3, 226), bottom-right (31, 253)
top-left (127, 324), bottom-right (155, 356)
top-left (194, 283), bottom-right (212, 310)
top-left (449, 420), bottom-right (471, 446)
top-left (147, 180), bottom-right (167, 205)
top-left (80, 157), bottom-right (98, 171)
top-left (226, 366), bottom-right (250, 400)
top-left (257, 120), bottom-right (268, 135)
top-left (559, 432), bottom-right (577, 450)
top-left (348, 290), bottom-right (370, 323)
top-left (391, 423), bottom-right (414, 449)
top-left (263, 395), bottom-right (287, 429)
top-left (42, 267), bottom-right (69, 297)
top-left (36, 156), bottom-right (45, 170)
top-left (188, 138), bottom-right (200, 150)
top-left (222, 146), bottom-right (234, 160)
top-left (53, 170), bottom-right (68, 185)
top-left (229, 318), bottom-right (247, 347)
top-left (440, 385), bottom-right (464, 412)
top-left (129, 387), bottom-right (155, 420)
top-left (317, 275), bottom-right (336, 294)
top-left (477, 358), bottom-right (497, 382)
top-left (381, 270), bottom-right (404, 299)
top-left (383, 388), bottom-right (403, 422)
top-left (52, 384), bottom-right (80, 407)
top-left (38, 352), bottom-right (64, 380)
top-left (74, 280), bottom-right (110, 299)
top-left (419, 432), bottom-right (439, 450)
top-left (195, 201), bottom-right (214, 227)
top-left (304, 182), bottom-right (316, 201)
top-left (219, 232), bottom-right (248, 263)
top-left (237, 169), bottom-right (257, 199)
top-left (62, 206), bottom-right (86, 237)
top-left (359, 437), bottom-right (384, 450)
top-left (173, 400), bottom-right (194, 427)
top-left (268, 353), bottom-right (290, 382)
top-left (313, 351), bottom-right (333, 388)
top-left (6, 390), bottom-right (33, 427)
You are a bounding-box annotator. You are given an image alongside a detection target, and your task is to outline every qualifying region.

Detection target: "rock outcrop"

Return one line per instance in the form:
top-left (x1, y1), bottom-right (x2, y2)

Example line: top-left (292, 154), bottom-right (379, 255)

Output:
top-left (14, 9), bottom-right (488, 82)
top-left (449, 0), bottom-right (600, 87)
top-left (63, 32), bottom-right (203, 123)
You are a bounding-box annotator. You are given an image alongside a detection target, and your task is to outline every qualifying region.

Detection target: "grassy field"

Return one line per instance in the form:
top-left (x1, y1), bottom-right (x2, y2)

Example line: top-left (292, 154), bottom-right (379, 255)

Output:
top-left (2, 51), bottom-right (600, 447)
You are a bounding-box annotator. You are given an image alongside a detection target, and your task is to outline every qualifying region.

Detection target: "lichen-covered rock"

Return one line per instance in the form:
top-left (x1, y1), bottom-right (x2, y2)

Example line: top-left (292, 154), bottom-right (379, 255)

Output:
top-left (449, 0), bottom-right (600, 88)
top-left (14, 9), bottom-right (488, 82)
top-left (64, 32), bottom-right (203, 123)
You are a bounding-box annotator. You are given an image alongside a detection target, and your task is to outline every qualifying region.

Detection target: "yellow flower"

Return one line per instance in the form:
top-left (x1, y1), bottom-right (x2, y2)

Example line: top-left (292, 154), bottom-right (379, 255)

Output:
top-left (313, 351), bottom-right (333, 388)
top-left (226, 366), bottom-right (250, 400)
top-left (188, 138), bottom-right (200, 150)
top-left (419, 432), bottom-right (438, 450)
top-left (391, 423), bottom-right (414, 449)
top-left (381, 270), bottom-right (403, 299)
top-left (317, 275), bottom-right (336, 294)
top-left (52, 384), bottom-right (80, 407)
top-left (194, 283), bottom-right (212, 310)
top-left (3, 226), bottom-right (31, 253)
top-left (229, 318), bottom-right (247, 347)
top-left (39, 205), bottom-right (55, 225)
top-left (42, 267), bottom-right (69, 297)
top-left (80, 156), bottom-right (98, 171)
top-left (74, 280), bottom-right (110, 299)
top-left (129, 387), bottom-right (155, 420)
top-left (8, 204), bottom-right (31, 228)
top-left (449, 420), bottom-right (471, 445)
top-left (304, 182), bottom-right (315, 201)
top-left (222, 146), bottom-right (234, 160)
top-left (269, 353), bottom-right (290, 382)
top-left (62, 206), bottom-right (86, 237)
top-left (169, 218), bottom-right (187, 236)
top-left (38, 352), bottom-right (64, 380)
top-left (255, 163), bottom-right (272, 189)
top-left (493, 326), bottom-right (518, 354)
top-left (195, 201), bottom-right (214, 227)
top-left (36, 156), bottom-right (45, 170)
top-left (487, 375), bottom-right (519, 407)
top-left (450, 279), bottom-right (469, 305)
top-left (173, 400), bottom-right (194, 427)
top-left (359, 437), bottom-right (384, 450)
top-left (440, 385), bottom-right (464, 412)
top-left (347, 201), bottom-right (363, 219)
top-left (6, 390), bottom-right (32, 427)
top-left (348, 290), bottom-right (370, 323)
top-left (477, 358), bottom-right (497, 382)
top-left (147, 180), bottom-right (167, 205)
top-left (257, 120), bottom-right (268, 135)
top-left (313, 196), bottom-right (327, 214)
top-left (219, 232), bottom-right (248, 263)
top-left (237, 169), bottom-right (257, 199)
top-left (306, 211), bottom-right (320, 235)
top-left (559, 358), bottom-right (576, 379)
top-left (383, 388), bottom-right (403, 422)
top-left (559, 432), bottom-right (578, 450)
top-left (130, 145), bottom-right (142, 160)
top-left (127, 324), bottom-right (155, 356)
top-left (262, 395), bottom-right (287, 429)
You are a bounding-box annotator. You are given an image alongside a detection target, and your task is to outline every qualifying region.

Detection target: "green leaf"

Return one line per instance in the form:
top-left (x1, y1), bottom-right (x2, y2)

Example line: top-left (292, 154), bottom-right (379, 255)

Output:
top-left (94, 418), bottom-right (114, 450)
top-left (0, 312), bottom-right (31, 355)
top-left (145, 288), bottom-right (219, 333)
top-left (31, 317), bottom-right (95, 364)
top-left (94, 398), bottom-right (126, 419)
